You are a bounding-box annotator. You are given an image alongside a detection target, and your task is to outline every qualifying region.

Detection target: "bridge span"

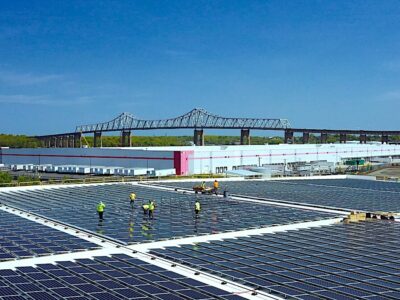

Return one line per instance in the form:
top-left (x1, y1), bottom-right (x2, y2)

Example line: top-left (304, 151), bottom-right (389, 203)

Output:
top-left (34, 108), bottom-right (399, 147)
top-left (35, 108), bottom-right (290, 147)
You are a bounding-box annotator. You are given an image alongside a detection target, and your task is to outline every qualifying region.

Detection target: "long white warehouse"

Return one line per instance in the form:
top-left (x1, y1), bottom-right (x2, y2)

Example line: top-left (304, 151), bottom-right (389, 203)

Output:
top-left (1, 143), bottom-right (400, 175)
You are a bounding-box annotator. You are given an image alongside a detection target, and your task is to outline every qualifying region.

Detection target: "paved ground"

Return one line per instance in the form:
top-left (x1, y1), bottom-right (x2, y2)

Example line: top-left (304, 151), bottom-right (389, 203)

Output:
top-left (368, 167), bottom-right (400, 178)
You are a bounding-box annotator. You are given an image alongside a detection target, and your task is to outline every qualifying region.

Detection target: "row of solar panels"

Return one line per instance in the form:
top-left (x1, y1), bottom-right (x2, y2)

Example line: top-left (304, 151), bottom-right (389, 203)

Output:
top-left (0, 210), bottom-right (99, 262)
top-left (151, 220), bottom-right (400, 300)
top-left (285, 179), bottom-right (400, 192)
top-left (0, 253), bottom-right (245, 300)
top-left (156, 179), bottom-right (400, 212)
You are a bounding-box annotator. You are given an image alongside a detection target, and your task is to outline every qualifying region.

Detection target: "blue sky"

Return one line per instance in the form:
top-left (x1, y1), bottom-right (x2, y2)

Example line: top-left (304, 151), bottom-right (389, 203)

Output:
top-left (1, 0), bottom-right (400, 135)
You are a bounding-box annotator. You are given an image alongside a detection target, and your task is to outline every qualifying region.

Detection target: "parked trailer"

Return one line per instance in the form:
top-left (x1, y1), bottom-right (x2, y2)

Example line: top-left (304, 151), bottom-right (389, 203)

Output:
top-left (152, 168), bottom-right (176, 177)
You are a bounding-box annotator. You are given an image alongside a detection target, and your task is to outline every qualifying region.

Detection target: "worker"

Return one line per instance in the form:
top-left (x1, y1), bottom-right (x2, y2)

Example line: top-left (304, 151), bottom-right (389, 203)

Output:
top-left (129, 192), bottom-right (136, 209)
top-left (213, 180), bottom-right (219, 194)
top-left (97, 201), bottom-right (106, 221)
top-left (195, 200), bottom-right (201, 216)
top-left (201, 181), bottom-right (206, 189)
top-left (142, 203), bottom-right (149, 215)
top-left (149, 200), bottom-right (156, 219)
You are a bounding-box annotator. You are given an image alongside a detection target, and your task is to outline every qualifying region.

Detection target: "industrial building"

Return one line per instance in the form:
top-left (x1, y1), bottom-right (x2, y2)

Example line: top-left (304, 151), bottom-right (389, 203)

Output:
top-left (1, 142), bottom-right (400, 176)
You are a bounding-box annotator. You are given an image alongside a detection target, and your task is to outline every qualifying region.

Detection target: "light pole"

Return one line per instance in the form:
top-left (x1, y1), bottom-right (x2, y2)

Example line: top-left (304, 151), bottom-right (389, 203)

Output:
top-left (89, 157), bottom-right (92, 176)
top-left (145, 148), bottom-right (149, 180)
top-left (283, 159), bottom-right (286, 176)
top-left (37, 154), bottom-right (41, 180)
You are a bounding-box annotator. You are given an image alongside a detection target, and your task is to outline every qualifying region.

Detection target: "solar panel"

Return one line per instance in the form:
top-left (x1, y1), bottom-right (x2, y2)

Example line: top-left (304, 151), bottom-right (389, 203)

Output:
top-left (15, 283), bottom-right (43, 292)
top-left (0, 287), bottom-right (19, 296)
top-left (27, 291), bottom-right (58, 300)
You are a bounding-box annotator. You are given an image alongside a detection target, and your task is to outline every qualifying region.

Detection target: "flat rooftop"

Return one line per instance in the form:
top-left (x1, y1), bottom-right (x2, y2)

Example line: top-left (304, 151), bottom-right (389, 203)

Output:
top-left (0, 176), bottom-right (398, 299)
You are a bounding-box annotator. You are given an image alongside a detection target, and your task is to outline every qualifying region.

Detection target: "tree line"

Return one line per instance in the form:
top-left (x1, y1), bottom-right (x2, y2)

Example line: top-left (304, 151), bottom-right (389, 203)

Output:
top-left (82, 135), bottom-right (284, 147)
top-left (1, 133), bottom-right (399, 148)
top-left (0, 134), bottom-right (41, 148)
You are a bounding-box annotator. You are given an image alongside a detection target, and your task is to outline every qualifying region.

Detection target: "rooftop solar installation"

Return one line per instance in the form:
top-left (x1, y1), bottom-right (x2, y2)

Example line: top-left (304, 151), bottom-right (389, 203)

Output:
top-left (0, 253), bottom-right (244, 300)
top-left (0, 184), bottom-right (336, 244)
top-left (154, 179), bottom-right (400, 212)
top-left (150, 220), bottom-right (400, 300)
top-left (0, 210), bottom-right (100, 262)
top-left (1, 178), bottom-right (397, 300)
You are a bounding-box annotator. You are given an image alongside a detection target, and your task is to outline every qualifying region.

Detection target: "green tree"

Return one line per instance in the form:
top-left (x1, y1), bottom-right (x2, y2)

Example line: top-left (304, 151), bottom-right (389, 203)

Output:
top-left (17, 175), bottom-right (39, 183)
top-left (0, 172), bottom-right (12, 184)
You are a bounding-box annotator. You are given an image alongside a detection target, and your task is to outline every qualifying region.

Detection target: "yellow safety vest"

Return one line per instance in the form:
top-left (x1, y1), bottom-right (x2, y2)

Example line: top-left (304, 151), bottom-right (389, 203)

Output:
top-left (130, 193), bottom-right (136, 201)
top-left (149, 202), bottom-right (155, 211)
top-left (213, 181), bottom-right (219, 188)
top-left (195, 202), bottom-right (201, 211)
top-left (142, 204), bottom-right (149, 210)
top-left (97, 203), bottom-right (105, 212)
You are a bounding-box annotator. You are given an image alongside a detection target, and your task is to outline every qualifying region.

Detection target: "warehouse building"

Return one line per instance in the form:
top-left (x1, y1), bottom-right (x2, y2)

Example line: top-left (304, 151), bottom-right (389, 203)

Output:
top-left (2, 143), bottom-right (400, 176)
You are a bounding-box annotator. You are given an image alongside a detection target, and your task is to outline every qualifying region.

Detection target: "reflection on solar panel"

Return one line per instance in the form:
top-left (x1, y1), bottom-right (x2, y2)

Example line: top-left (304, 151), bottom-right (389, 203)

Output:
top-left (151, 220), bottom-right (400, 300)
top-left (156, 179), bottom-right (400, 212)
top-left (0, 254), bottom-right (244, 300)
top-left (0, 184), bottom-right (335, 244)
top-left (0, 210), bottom-right (100, 261)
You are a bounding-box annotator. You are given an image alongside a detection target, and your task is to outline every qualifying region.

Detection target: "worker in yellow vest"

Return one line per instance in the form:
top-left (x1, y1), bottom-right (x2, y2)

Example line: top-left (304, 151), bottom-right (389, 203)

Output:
top-left (129, 192), bottom-right (136, 209)
top-left (97, 201), bottom-right (106, 221)
top-left (142, 203), bottom-right (149, 215)
top-left (149, 200), bottom-right (156, 219)
top-left (195, 200), bottom-right (201, 217)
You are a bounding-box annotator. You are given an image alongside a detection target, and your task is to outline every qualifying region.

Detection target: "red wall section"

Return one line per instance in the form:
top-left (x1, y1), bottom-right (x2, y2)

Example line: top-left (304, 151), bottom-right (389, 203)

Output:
top-left (173, 151), bottom-right (193, 175)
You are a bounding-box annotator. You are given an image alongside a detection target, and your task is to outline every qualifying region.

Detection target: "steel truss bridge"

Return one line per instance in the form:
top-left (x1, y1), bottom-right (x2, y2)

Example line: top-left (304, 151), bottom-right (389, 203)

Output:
top-left (36, 108), bottom-right (290, 147)
top-left (35, 108), bottom-right (399, 147)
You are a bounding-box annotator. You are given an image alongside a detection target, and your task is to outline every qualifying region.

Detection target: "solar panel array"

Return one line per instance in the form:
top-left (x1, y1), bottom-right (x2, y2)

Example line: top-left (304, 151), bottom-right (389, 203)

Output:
top-left (0, 210), bottom-right (99, 262)
top-left (0, 254), bottom-right (244, 300)
top-left (285, 179), bottom-right (400, 192)
top-left (155, 179), bottom-right (400, 212)
top-left (0, 184), bottom-right (335, 244)
top-left (1, 179), bottom-right (398, 300)
top-left (151, 220), bottom-right (400, 300)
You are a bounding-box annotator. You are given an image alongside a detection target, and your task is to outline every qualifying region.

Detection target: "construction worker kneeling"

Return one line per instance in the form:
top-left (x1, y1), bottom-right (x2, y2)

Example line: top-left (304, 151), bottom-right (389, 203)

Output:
top-left (142, 203), bottom-right (149, 215)
top-left (148, 201), bottom-right (156, 219)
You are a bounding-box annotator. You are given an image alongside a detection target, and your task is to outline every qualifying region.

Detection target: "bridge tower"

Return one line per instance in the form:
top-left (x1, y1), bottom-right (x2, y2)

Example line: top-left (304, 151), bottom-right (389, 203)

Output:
top-left (320, 132), bottom-right (328, 144)
top-left (193, 129), bottom-right (204, 146)
top-left (94, 131), bottom-right (102, 147)
top-left (359, 134), bottom-right (367, 144)
top-left (240, 129), bottom-right (251, 145)
top-left (302, 132), bottom-right (310, 144)
top-left (381, 134), bottom-right (389, 144)
top-left (121, 130), bottom-right (132, 147)
top-left (284, 130), bottom-right (294, 144)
